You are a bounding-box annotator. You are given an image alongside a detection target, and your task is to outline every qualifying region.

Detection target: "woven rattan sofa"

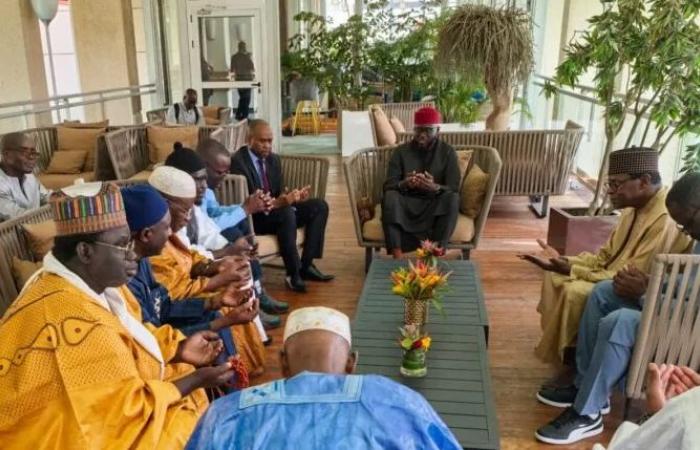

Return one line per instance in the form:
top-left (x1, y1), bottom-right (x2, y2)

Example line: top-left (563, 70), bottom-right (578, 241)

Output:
top-left (397, 121), bottom-right (584, 218)
top-left (146, 106), bottom-right (232, 126)
top-left (344, 145), bottom-right (502, 270)
top-left (0, 158), bottom-right (328, 314)
top-left (103, 125), bottom-right (225, 181)
top-left (104, 121), bottom-right (251, 181)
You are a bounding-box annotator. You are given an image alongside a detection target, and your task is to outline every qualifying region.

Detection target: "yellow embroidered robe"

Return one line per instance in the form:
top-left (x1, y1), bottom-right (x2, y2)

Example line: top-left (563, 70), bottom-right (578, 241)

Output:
top-left (0, 273), bottom-right (207, 450)
top-left (150, 235), bottom-right (266, 376)
top-left (536, 188), bottom-right (693, 363)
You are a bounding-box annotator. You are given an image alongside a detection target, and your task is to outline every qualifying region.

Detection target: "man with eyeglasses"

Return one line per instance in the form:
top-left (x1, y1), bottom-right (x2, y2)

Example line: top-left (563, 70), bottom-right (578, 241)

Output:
top-left (381, 106), bottom-right (461, 258)
top-left (521, 147), bottom-right (693, 367)
top-left (165, 142), bottom-right (288, 331)
top-left (533, 170), bottom-right (698, 445)
top-left (0, 181), bottom-right (237, 448)
top-left (0, 131), bottom-right (50, 221)
top-left (147, 165), bottom-right (268, 379)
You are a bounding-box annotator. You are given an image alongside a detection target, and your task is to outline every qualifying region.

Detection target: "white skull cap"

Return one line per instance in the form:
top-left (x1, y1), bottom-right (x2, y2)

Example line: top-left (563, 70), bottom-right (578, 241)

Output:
top-left (283, 307), bottom-right (351, 346)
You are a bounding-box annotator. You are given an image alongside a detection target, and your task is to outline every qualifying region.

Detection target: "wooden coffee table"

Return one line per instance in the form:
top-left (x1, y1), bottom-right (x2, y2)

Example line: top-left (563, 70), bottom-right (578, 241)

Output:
top-left (353, 259), bottom-right (500, 449)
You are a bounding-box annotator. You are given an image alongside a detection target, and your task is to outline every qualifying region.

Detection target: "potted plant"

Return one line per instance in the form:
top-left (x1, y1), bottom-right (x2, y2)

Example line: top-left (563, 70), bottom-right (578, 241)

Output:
top-left (391, 260), bottom-right (450, 328)
top-left (543, 0), bottom-right (700, 254)
top-left (399, 324), bottom-right (431, 378)
top-left (434, 4), bottom-right (533, 131)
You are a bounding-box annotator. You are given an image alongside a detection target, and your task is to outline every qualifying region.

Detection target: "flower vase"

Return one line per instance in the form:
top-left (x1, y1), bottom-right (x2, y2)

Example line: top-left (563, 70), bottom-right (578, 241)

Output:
top-left (403, 298), bottom-right (429, 327)
top-left (400, 348), bottom-right (427, 377)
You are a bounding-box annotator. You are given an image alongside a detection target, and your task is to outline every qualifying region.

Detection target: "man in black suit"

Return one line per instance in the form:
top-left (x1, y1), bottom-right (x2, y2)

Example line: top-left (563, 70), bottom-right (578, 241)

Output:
top-left (230, 120), bottom-right (334, 292)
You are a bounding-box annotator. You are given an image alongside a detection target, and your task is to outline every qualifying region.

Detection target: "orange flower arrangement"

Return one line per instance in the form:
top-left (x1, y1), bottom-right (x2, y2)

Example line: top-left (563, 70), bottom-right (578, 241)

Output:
top-left (391, 260), bottom-right (451, 313)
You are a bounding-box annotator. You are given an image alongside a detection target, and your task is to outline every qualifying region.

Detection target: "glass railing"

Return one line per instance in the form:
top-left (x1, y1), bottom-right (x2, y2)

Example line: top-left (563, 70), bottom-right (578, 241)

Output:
top-left (524, 74), bottom-right (691, 184)
top-left (0, 84), bottom-right (158, 134)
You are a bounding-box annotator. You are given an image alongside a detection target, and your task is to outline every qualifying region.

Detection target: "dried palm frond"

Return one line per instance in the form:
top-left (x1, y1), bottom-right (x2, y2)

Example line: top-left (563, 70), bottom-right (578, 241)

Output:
top-left (435, 5), bottom-right (533, 95)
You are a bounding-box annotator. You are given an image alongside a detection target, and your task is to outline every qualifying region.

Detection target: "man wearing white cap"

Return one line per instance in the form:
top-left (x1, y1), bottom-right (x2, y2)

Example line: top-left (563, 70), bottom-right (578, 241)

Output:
top-left (147, 165), bottom-right (269, 378)
top-left (186, 306), bottom-right (462, 450)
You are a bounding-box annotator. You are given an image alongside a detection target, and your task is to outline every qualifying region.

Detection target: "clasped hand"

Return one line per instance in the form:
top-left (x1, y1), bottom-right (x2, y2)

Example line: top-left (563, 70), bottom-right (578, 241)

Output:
top-left (517, 239), bottom-right (571, 275)
top-left (403, 171), bottom-right (439, 192)
top-left (243, 189), bottom-right (274, 215)
top-left (274, 185), bottom-right (311, 208)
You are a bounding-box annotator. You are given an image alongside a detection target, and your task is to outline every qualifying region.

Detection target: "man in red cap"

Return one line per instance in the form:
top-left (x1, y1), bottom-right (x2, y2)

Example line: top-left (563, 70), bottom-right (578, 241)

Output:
top-left (381, 106), bottom-right (460, 257)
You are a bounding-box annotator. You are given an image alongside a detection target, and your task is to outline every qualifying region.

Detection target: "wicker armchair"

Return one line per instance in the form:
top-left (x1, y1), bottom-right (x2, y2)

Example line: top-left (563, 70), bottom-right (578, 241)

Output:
top-left (0, 126), bottom-right (119, 189)
top-left (397, 121), bottom-right (584, 218)
top-left (624, 253), bottom-right (700, 417)
top-left (211, 120), bottom-right (248, 153)
top-left (213, 155), bottom-right (329, 262)
top-left (0, 205), bottom-right (53, 314)
top-left (104, 125), bottom-right (221, 180)
top-left (146, 106), bottom-right (232, 125)
top-left (344, 145), bottom-right (502, 271)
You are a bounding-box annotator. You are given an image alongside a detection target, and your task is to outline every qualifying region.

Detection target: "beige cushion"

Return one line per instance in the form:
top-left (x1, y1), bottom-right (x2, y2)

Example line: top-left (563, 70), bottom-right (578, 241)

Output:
top-left (38, 172), bottom-right (95, 190)
top-left (362, 205), bottom-right (474, 243)
top-left (11, 257), bottom-right (42, 290)
top-left (202, 106), bottom-right (220, 119)
top-left (56, 126), bottom-right (105, 171)
top-left (460, 164), bottom-right (490, 218)
top-left (22, 220), bottom-right (57, 260)
top-left (372, 107), bottom-right (397, 146)
top-left (456, 150), bottom-right (473, 183)
top-left (128, 169), bottom-right (153, 181)
top-left (257, 228), bottom-right (305, 258)
top-left (45, 151), bottom-right (87, 174)
top-left (147, 126), bottom-right (199, 166)
top-left (389, 116), bottom-right (406, 134)
top-left (62, 120), bottom-right (110, 129)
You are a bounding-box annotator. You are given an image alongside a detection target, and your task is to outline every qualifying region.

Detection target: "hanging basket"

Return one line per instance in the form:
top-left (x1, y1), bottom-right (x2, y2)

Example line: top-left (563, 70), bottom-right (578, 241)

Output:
top-left (404, 298), bottom-right (430, 326)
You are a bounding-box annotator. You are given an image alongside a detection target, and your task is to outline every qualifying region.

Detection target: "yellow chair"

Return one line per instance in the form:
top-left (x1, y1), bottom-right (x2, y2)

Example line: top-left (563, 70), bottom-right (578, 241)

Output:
top-left (291, 100), bottom-right (321, 136)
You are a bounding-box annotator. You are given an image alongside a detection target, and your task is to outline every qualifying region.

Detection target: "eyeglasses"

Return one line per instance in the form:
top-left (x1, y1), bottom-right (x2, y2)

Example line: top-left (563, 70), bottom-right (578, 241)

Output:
top-left (10, 147), bottom-right (40, 158)
top-left (93, 240), bottom-right (135, 258)
top-left (604, 176), bottom-right (637, 191)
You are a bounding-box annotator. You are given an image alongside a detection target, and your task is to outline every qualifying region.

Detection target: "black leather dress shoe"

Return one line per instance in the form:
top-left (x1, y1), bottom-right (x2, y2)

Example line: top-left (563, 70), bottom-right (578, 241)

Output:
top-left (259, 292), bottom-right (289, 314)
top-left (259, 310), bottom-right (281, 330)
top-left (300, 264), bottom-right (335, 282)
top-left (285, 275), bottom-right (307, 293)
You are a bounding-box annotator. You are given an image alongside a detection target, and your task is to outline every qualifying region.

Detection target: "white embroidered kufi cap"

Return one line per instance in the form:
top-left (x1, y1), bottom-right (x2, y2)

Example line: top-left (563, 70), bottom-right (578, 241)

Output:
top-left (283, 307), bottom-right (352, 346)
top-left (148, 165), bottom-right (196, 198)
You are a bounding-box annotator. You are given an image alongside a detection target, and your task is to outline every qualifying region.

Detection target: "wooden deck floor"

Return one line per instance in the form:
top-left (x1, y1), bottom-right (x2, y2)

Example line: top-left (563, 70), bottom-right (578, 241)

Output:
top-left (254, 155), bottom-right (623, 449)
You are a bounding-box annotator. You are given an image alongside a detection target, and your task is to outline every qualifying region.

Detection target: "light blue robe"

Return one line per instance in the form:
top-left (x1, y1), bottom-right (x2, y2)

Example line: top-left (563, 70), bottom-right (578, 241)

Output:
top-left (186, 371), bottom-right (461, 450)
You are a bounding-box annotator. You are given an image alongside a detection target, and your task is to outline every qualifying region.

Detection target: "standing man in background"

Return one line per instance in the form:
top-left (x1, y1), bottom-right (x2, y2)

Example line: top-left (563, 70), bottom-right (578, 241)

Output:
top-left (230, 42), bottom-right (255, 121)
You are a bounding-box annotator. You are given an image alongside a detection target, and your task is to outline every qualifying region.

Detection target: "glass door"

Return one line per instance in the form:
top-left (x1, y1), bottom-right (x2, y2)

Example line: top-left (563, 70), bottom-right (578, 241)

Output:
top-left (187, 5), bottom-right (264, 120)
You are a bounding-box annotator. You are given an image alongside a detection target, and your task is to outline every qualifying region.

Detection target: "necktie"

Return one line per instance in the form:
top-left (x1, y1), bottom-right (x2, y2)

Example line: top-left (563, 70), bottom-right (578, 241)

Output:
top-left (257, 158), bottom-right (271, 193)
